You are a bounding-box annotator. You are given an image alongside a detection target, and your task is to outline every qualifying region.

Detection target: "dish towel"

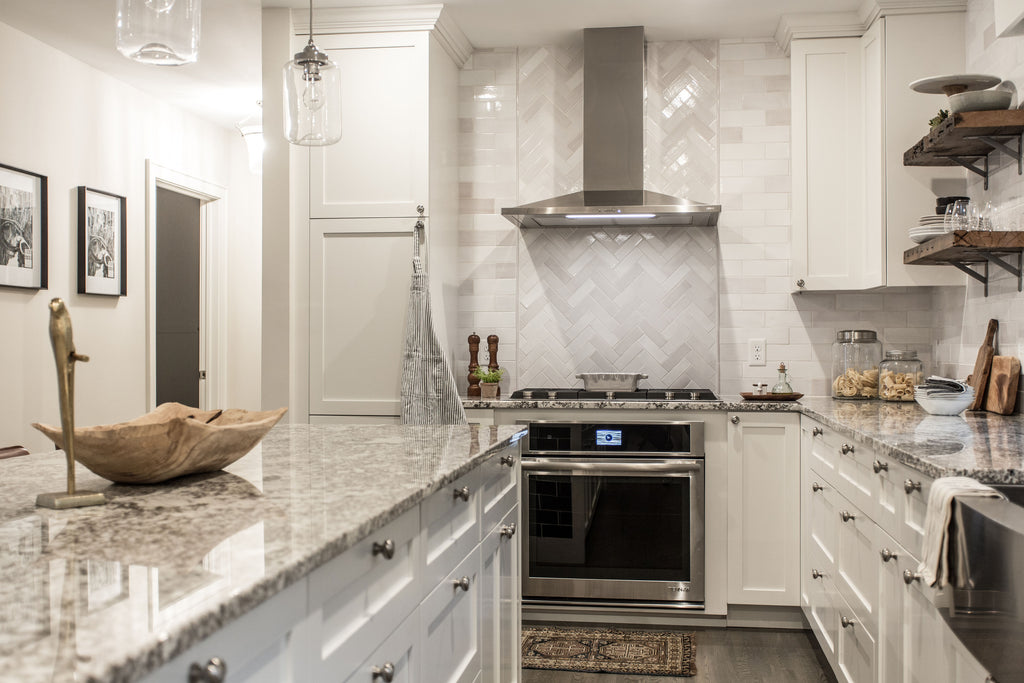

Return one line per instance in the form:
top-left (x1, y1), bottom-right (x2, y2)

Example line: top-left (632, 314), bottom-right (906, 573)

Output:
top-left (918, 476), bottom-right (1004, 587)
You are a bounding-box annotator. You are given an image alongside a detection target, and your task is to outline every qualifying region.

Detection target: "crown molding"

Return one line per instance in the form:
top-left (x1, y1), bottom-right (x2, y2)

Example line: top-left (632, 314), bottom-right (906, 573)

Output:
top-left (291, 4), bottom-right (472, 67)
top-left (776, 0), bottom-right (967, 53)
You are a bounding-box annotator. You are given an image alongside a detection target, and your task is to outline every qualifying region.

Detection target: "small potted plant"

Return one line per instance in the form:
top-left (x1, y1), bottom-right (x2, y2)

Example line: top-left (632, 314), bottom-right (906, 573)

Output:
top-left (473, 366), bottom-right (505, 399)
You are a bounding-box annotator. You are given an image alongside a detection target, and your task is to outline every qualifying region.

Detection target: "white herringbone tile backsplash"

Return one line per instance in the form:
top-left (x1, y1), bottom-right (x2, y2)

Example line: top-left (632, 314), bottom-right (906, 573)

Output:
top-left (518, 227), bottom-right (719, 389)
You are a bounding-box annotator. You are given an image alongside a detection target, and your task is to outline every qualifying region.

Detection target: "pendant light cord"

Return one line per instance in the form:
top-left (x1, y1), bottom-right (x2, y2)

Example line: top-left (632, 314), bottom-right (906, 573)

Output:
top-left (308, 0), bottom-right (314, 46)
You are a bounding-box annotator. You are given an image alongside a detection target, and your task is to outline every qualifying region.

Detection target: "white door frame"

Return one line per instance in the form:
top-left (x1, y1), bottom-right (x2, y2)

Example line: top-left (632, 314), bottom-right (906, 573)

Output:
top-left (145, 160), bottom-right (227, 411)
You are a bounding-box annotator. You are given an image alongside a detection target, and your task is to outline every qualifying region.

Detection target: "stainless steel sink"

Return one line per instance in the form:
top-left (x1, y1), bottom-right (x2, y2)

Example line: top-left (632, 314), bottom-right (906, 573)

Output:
top-left (947, 485), bottom-right (1024, 682)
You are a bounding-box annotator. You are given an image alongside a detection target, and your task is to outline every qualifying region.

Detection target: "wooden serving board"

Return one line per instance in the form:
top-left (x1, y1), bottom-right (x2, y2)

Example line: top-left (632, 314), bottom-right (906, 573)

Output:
top-left (984, 356), bottom-right (1021, 414)
top-left (968, 319), bottom-right (998, 411)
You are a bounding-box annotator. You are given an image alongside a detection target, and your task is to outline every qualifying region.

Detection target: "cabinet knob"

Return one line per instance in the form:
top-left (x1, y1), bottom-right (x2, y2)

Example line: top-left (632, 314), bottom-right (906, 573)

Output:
top-left (880, 548), bottom-right (898, 563)
top-left (372, 663), bottom-right (396, 682)
top-left (500, 454), bottom-right (516, 467)
top-left (372, 539), bottom-right (395, 560)
top-left (731, 416), bottom-right (740, 424)
top-left (840, 510), bottom-right (856, 523)
top-left (812, 427), bottom-right (823, 437)
top-left (500, 523), bottom-right (517, 538)
top-left (840, 443), bottom-right (854, 455)
top-left (903, 570), bottom-right (922, 585)
top-left (188, 658), bottom-right (226, 683)
top-left (453, 576), bottom-right (471, 592)
top-left (453, 486), bottom-right (470, 502)
top-left (841, 616), bottom-right (855, 629)
top-left (811, 569), bottom-right (823, 580)
top-left (873, 460), bottom-right (889, 473)
top-left (796, 279), bottom-right (806, 288)
top-left (904, 479), bottom-right (922, 494)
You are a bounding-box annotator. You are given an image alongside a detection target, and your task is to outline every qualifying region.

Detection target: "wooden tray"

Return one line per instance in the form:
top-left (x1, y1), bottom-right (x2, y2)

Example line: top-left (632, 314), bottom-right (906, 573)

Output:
top-left (740, 392), bottom-right (804, 402)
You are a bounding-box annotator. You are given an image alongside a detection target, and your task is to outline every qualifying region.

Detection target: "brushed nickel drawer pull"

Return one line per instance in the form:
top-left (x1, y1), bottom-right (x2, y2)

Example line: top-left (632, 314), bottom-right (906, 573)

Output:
top-left (873, 460), bottom-right (889, 473)
top-left (453, 576), bottom-right (471, 592)
top-left (811, 482), bottom-right (823, 492)
top-left (840, 443), bottom-right (854, 455)
top-left (500, 454), bottom-right (516, 466)
top-left (188, 658), bottom-right (226, 683)
top-left (453, 486), bottom-right (470, 502)
top-left (904, 479), bottom-right (922, 494)
top-left (372, 539), bottom-right (395, 560)
top-left (500, 523), bottom-right (517, 538)
top-left (372, 663), bottom-right (395, 681)
top-left (840, 510), bottom-right (856, 522)
top-left (880, 548), bottom-right (897, 563)
top-left (812, 427), bottom-right (823, 437)
top-left (903, 570), bottom-right (922, 585)
top-left (841, 616), bottom-right (855, 629)
top-left (731, 415), bottom-right (740, 424)
top-left (811, 569), bottom-right (823, 580)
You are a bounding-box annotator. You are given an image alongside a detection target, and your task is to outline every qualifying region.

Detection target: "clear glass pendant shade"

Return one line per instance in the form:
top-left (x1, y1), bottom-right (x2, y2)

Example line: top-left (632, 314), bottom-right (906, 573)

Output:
top-left (116, 0), bottom-right (201, 65)
top-left (283, 43), bottom-right (342, 146)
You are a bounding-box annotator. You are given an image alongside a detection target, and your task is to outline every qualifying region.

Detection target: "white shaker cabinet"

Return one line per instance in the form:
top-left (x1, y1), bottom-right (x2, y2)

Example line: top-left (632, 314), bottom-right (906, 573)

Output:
top-left (302, 8), bottom-right (466, 421)
top-left (791, 11), bottom-right (965, 292)
top-left (726, 412), bottom-right (800, 606)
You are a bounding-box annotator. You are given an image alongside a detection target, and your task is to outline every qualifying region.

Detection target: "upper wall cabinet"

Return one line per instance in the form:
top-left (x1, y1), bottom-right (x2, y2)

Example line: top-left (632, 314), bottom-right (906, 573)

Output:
top-left (792, 11), bottom-right (967, 292)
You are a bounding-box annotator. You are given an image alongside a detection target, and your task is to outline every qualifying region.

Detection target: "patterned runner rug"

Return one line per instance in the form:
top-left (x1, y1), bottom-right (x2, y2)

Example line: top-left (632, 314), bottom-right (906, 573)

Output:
top-left (521, 625), bottom-right (697, 677)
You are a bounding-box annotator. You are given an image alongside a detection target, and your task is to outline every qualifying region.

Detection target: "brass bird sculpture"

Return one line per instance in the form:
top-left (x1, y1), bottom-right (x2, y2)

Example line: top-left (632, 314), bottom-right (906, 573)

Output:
top-left (36, 298), bottom-right (106, 509)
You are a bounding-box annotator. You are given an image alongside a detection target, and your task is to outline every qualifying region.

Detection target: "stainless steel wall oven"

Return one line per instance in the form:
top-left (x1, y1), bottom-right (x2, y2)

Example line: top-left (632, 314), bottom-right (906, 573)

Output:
top-left (521, 420), bottom-right (705, 608)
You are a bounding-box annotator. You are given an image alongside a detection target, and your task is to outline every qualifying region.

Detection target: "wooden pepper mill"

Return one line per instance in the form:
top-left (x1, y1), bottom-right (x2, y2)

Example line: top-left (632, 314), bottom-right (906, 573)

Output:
top-left (467, 333), bottom-right (481, 398)
top-left (487, 334), bottom-right (500, 398)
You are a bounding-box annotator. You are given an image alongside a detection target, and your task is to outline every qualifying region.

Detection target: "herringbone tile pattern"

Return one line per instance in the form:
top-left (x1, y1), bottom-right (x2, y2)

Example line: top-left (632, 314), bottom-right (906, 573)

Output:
top-left (646, 41), bottom-right (719, 203)
top-left (518, 227), bottom-right (719, 389)
top-left (517, 44), bottom-right (584, 204)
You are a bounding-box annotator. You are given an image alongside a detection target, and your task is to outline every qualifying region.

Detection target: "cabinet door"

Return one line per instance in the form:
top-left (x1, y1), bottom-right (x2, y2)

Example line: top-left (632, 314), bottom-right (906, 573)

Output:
top-left (309, 217), bottom-right (419, 417)
top-left (727, 413), bottom-right (800, 605)
top-left (344, 608), bottom-right (419, 683)
top-left (481, 506), bottom-right (520, 683)
top-left (306, 504), bottom-right (421, 681)
top-left (836, 592), bottom-right (877, 683)
top-left (791, 37), bottom-right (866, 291)
top-left (900, 553), bottom-right (953, 683)
top-left (421, 547), bottom-right (482, 683)
top-left (309, 32), bottom-right (429, 219)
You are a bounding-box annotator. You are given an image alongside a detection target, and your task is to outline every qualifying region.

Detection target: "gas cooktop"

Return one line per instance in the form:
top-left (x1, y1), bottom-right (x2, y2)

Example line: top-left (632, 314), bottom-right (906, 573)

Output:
top-left (509, 388), bottom-right (719, 401)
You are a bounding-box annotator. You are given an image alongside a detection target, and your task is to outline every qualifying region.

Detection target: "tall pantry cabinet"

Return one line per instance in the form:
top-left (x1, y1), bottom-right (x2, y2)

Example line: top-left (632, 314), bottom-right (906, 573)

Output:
top-left (297, 7), bottom-right (469, 422)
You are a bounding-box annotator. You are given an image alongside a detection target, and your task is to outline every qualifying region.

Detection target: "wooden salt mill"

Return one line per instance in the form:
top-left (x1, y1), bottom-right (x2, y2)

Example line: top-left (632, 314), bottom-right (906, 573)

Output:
top-left (467, 333), bottom-right (481, 397)
top-left (487, 334), bottom-right (500, 398)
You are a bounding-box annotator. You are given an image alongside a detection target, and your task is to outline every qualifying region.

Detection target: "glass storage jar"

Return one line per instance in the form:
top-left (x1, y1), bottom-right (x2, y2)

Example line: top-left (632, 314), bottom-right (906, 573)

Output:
top-left (878, 350), bottom-right (924, 402)
top-left (831, 330), bottom-right (882, 399)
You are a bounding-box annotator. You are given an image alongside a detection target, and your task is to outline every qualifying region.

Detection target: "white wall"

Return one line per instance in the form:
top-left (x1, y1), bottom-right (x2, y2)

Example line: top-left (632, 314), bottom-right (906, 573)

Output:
top-left (0, 21), bottom-right (261, 452)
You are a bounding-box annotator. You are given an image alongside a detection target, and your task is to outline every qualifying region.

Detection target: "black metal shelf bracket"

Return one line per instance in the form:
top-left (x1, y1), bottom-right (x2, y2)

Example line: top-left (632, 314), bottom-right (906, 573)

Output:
top-left (949, 251), bottom-right (1023, 297)
top-left (943, 154), bottom-right (990, 189)
top-left (948, 133), bottom-right (1024, 191)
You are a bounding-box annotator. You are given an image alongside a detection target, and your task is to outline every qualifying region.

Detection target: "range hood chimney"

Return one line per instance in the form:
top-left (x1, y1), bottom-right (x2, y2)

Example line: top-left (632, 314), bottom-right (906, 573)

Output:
top-left (501, 26), bottom-right (720, 229)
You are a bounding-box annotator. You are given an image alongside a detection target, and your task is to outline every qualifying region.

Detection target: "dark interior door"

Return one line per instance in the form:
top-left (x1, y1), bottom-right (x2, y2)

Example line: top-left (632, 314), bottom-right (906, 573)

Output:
top-left (156, 187), bottom-right (201, 407)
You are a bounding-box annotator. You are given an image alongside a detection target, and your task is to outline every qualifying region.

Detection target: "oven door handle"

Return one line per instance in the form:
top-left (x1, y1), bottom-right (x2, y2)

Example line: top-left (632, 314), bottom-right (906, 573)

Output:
top-left (522, 459), bottom-right (702, 474)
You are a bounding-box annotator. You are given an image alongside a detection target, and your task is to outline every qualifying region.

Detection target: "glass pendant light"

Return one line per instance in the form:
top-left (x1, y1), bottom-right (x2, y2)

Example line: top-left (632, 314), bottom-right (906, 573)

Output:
top-left (283, 0), bottom-right (341, 146)
top-left (116, 0), bottom-right (201, 66)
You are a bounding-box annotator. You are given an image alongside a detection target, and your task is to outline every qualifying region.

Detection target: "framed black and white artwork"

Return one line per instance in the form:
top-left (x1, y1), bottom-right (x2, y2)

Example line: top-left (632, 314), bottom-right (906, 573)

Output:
top-left (0, 163), bottom-right (47, 290)
top-left (78, 186), bottom-right (126, 296)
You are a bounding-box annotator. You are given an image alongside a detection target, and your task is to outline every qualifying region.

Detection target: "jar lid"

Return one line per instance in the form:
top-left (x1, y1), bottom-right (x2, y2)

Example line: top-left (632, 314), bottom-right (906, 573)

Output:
top-left (836, 330), bottom-right (878, 342)
top-left (884, 349), bottom-right (918, 360)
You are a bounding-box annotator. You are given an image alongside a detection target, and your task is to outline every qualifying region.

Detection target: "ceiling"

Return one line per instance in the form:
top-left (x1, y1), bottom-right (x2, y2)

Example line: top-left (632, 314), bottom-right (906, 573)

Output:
top-left (0, 0), bottom-right (860, 129)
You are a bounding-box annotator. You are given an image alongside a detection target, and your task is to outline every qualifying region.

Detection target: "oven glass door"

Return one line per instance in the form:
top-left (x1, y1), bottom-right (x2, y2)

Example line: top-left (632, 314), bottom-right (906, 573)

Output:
top-left (523, 459), bottom-right (704, 604)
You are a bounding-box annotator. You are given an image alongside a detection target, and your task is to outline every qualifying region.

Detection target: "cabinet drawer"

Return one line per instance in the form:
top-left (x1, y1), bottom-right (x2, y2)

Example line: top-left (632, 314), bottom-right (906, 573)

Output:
top-left (835, 439), bottom-right (879, 523)
top-left (421, 546), bottom-right (482, 683)
top-left (836, 590), bottom-right (877, 683)
top-left (307, 505), bottom-right (421, 681)
top-left (479, 442), bottom-right (519, 535)
top-left (899, 552), bottom-right (953, 683)
top-left (807, 470), bottom-right (839, 574)
top-left (874, 454), bottom-right (902, 538)
top-left (891, 461), bottom-right (932, 558)
top-left (835, 493), bottom-right (879, 639)
top-left (344, 607), bottom-right (419, 683)
top-left (422, 467), bottom-right (482, 589)
top-left (804, 569), bottom-right (839, 671)
top-left (804, 418), bottom-right (839, 484)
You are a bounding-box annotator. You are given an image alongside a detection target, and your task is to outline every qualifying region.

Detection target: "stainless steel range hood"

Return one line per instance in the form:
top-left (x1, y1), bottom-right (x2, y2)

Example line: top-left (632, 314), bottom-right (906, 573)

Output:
top-left (502, 26), bottom-right (720, 229)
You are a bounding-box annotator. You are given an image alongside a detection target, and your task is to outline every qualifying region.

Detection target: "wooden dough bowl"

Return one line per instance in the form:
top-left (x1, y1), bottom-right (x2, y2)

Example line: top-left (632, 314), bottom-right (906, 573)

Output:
top-left (33, 402), bottom-right (287, 484)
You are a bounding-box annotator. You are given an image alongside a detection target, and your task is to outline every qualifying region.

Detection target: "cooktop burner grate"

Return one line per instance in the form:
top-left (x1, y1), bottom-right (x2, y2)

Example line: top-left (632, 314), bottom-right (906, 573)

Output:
top-left (510, 388), bottom-right (718, 401)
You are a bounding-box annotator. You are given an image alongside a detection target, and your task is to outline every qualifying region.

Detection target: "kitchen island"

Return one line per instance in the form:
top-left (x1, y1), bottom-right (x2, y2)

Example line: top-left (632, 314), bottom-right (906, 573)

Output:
top-left (466, 395), bottom-right (1024, 484)
top-left (0, 423), bottom-right (525, 683)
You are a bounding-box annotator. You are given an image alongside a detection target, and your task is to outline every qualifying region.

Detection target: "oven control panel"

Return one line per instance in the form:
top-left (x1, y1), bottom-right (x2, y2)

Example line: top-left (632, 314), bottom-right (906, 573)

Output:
top-left (523, 421), bottom-right (704, 457)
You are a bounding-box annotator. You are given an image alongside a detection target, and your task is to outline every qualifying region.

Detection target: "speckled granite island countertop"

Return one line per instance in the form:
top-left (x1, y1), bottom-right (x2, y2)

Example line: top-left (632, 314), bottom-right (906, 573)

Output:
top-left (0, 423), bottom-right (525, 683)
top-left (465, 395), bottom-right (1024, 483)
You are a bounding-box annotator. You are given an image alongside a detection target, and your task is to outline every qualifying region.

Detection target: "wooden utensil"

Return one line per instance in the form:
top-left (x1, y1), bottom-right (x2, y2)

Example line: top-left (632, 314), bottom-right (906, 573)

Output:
top-left (968, 319), bottom-right (998, 410)
top-left (984, 356), bottom-right (1021, 414)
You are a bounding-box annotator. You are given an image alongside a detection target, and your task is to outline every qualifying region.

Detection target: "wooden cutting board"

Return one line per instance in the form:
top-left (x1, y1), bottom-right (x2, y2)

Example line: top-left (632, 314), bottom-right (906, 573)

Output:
top-left (984, 356), bottom-right (1021, 414)
top-left (968, 319), bottom-right (998, 411)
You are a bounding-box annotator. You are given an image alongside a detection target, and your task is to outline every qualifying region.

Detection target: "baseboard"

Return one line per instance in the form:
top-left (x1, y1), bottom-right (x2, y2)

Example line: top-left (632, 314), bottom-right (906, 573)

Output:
top-left (725, 604), bottom-right (807, 630)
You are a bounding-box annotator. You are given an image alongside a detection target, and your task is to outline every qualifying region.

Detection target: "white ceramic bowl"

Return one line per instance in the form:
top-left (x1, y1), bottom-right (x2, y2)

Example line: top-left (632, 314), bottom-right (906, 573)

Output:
top-left (948, 89), bottom-right (1012, 113)
top-left (914, 392), bottom-right (974, 416)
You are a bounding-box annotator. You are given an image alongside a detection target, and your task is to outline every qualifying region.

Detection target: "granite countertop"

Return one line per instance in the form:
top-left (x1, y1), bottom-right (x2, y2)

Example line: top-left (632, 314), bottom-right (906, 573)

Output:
top-left (465, 395), bottom-right (1024, 484)
top-left (0, 423), bottom-right (525, 683)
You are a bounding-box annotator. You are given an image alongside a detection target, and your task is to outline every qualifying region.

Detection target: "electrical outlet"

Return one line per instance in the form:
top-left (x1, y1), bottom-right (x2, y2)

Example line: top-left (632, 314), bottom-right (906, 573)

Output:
top-left (749, 338), bottom-right (766, 366)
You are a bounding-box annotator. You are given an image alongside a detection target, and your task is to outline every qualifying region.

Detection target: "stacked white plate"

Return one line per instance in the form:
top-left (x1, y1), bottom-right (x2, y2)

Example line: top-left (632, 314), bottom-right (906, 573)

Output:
top-left (909, 215), bottom-right (947, 243)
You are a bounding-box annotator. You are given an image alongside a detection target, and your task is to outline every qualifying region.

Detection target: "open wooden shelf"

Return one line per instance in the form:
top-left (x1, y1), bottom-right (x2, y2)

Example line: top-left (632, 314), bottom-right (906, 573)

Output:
top-left (904, 230), bottom-right (1024, 296)
top-left (903, 110), bottom-right (1024, 189)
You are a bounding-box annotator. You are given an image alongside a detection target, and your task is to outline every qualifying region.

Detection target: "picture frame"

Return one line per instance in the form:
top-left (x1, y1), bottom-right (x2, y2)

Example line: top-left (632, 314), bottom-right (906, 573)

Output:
top-left (78, 186), bottom-right (126, 296)
top-left (0, 163), bottom-right (47, 290)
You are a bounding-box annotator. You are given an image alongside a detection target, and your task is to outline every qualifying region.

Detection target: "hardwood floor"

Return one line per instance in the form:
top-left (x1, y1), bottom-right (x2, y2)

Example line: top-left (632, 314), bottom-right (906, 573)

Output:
top-left (521, 627), bottom-right (836, 682)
